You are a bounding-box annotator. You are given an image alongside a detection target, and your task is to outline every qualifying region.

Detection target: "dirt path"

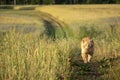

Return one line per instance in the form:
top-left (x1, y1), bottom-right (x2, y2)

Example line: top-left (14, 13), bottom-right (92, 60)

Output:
top-left (69, 54), bottom-right (120, 80)
top-left (33, 11), bottom-right (68, 39)
top-left (0, 9), bottom-right (69, 39)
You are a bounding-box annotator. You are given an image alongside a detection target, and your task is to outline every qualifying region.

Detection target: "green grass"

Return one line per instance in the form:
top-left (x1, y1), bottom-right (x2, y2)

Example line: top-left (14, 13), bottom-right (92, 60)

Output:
top-left (0, 5), bottom-right (120, 80)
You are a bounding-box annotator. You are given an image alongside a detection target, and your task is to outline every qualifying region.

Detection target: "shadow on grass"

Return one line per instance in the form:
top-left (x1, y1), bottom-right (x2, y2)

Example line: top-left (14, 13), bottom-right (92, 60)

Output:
top-left (19, 6), bottom-right (36, 10)
top-left (42, 20), bottom-right (56, 40)
top-left (39, 12), bottom-right (68, 40)
top-left (0, 5), bottom-right (14, 9)
top-left (0, 5), bottom-right (36, 10)
top-left (70, 60), bottom-right (102, 80)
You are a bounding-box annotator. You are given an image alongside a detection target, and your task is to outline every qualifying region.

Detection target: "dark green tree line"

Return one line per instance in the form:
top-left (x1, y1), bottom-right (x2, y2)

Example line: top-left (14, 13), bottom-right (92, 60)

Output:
top-left (0, 0), bottom-right (119, 5)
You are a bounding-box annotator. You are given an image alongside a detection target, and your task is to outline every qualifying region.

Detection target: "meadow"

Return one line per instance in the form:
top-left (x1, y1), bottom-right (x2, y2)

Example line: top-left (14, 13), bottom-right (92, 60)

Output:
top-left (0, 5), bottom-right (120, 80)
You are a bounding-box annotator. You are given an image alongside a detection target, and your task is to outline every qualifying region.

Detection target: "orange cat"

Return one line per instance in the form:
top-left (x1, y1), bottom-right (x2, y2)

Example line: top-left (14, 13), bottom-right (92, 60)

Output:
top-left (81, 37), bottom-right (94, 63)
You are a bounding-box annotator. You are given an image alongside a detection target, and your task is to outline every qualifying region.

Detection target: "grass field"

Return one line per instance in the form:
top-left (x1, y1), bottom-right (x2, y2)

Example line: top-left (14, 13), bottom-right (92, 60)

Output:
top-left (0, 5), bottom-right (120, 80)
top-left (36, 5), bottom-right (120, 26)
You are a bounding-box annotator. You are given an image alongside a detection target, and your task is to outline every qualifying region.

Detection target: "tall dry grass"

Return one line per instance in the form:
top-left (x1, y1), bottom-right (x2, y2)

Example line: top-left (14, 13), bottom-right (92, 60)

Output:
top-left (0, 25), bottom-right (120, 80)
top-left (0, 29), bottom-right (73, 80)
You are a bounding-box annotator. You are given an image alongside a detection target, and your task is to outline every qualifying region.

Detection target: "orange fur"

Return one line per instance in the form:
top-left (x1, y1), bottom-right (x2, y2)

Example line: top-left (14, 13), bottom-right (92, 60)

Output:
top-left (81, 37), bottom-right (94, 63)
